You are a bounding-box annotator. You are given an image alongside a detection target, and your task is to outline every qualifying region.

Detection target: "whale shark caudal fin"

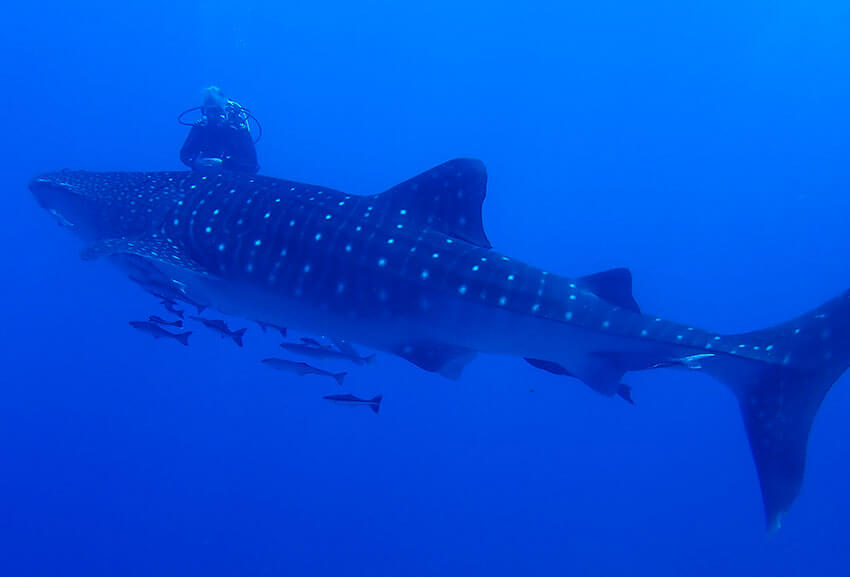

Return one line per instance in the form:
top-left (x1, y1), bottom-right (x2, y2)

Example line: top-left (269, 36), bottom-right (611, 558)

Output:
top-left (698, 290), bottom-right (850, 531)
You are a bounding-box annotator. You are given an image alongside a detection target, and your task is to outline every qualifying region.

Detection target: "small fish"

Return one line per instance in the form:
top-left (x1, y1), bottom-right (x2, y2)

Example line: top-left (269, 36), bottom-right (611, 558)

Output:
top-left (323, 393), bottom-right (382, 414)
top-left (189, 316), bottom-right (247, 347)
top-left (129, 321), bottom-right (191, 345)
top-left (300, 337), bottom-right (328, 348)
top-left (131, 273), bottom-right (207, 314)
top-left (262, 358), bottom-right (346, 385)
top-left (176, 293), bottom-right (207, 314)
top-left (160, 300), bottom-right (185, 318)
top-left (151, 291), bottom-right (177, 305)
top-left (332, 338), bottom-right (360, 357)
top-left (256, 320), bottom-right (288, 337)
top-left (148, 315), bottom-right (183, 328)
top-left (280, 342), bottom-right (376, 366)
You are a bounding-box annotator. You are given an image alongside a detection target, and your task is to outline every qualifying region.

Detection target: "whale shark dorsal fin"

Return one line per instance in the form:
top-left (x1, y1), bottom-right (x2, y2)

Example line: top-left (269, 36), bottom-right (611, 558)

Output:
top-left (81, 237), bottom-right (211, 276)
top-left (374, 158), bottom-right (491, 248)
top-left (578, 268), bottom-right (641, 313)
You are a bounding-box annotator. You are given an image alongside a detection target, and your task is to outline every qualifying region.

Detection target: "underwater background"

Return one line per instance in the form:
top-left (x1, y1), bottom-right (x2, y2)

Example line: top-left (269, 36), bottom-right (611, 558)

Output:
top-left (3, 1), bottom-right (850, 575)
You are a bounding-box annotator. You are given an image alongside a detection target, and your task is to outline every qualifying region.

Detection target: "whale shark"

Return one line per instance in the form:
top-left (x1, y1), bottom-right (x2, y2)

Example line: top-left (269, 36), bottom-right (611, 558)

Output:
top-left (29, 158), bottom-right (850, 530)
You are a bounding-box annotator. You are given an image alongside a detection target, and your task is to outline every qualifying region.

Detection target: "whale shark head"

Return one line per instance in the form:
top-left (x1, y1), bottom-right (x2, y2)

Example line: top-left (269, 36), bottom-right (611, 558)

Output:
top-left (30, 171), bottom-right (102, 239)
top-left (29, 170), bottom-right (185, 243)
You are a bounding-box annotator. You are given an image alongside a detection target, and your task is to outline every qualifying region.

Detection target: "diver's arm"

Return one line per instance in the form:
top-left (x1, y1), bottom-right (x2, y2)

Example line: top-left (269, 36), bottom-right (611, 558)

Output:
top-left (228, 129), bottom-right (260, 174)
top-left (180, 126), bottom-right (203, 168)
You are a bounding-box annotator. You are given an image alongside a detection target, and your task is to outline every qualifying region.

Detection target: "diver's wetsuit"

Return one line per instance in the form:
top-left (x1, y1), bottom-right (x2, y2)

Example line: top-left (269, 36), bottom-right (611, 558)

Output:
top-left (180, 118), bottom-right (259, 174)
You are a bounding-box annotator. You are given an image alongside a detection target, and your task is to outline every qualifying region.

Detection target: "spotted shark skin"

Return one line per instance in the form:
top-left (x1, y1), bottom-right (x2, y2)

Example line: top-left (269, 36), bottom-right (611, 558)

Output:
top-left (30, 159), bottom-right (850, 531)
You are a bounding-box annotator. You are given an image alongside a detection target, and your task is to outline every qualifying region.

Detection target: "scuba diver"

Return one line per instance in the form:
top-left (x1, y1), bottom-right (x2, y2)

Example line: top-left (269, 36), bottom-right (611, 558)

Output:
top-left (178, 86), bottom-right (261, 174)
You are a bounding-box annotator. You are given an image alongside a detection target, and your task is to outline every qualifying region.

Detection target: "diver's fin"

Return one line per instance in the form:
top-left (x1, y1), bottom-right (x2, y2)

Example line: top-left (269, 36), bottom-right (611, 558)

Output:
top-left (82, 237), bottom-right (211, 276)
top-left (395, 341), bottom-right (478, 379)
top-left (578, 268), bottom-right (640, 312)
top-left (699, 289), bottom-right (850, 531)
top-left (374, 158), bottom-right (491, 248)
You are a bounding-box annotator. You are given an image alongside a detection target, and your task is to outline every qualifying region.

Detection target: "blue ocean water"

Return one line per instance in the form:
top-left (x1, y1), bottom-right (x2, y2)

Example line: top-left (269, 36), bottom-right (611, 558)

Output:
top-left (3, 1), bottom-right (850, 575)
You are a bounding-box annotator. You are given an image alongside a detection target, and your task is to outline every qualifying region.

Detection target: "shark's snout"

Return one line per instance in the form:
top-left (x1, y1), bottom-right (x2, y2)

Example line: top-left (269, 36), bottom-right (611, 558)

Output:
top-left (29, 172), bottom-right (96, 233)
top-left (29, 174), bottom-right (75, 208)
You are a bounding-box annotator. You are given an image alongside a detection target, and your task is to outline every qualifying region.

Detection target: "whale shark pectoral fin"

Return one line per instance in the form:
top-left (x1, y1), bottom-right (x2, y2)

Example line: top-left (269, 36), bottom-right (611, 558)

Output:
top-left (578, 268), bottom-right (641, 312)
top-left (81, 237), bottom-right (212, 277)
top-left (394, 341), bottom-right (478, 380)
top-left (375, 158), bottom-right (491, 248)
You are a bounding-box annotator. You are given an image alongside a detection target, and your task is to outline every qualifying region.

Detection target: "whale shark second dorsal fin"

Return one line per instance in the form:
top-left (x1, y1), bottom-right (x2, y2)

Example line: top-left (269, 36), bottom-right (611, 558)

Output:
top-left (578, 268), bottom-right (641, 313)
top-left (372, 158), bottom-right (491, 248)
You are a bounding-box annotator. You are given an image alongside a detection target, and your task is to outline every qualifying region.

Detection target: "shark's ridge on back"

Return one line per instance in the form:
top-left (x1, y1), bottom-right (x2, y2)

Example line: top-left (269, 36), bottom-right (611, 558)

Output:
top-left (30, 158), bottom-right (850, 531)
